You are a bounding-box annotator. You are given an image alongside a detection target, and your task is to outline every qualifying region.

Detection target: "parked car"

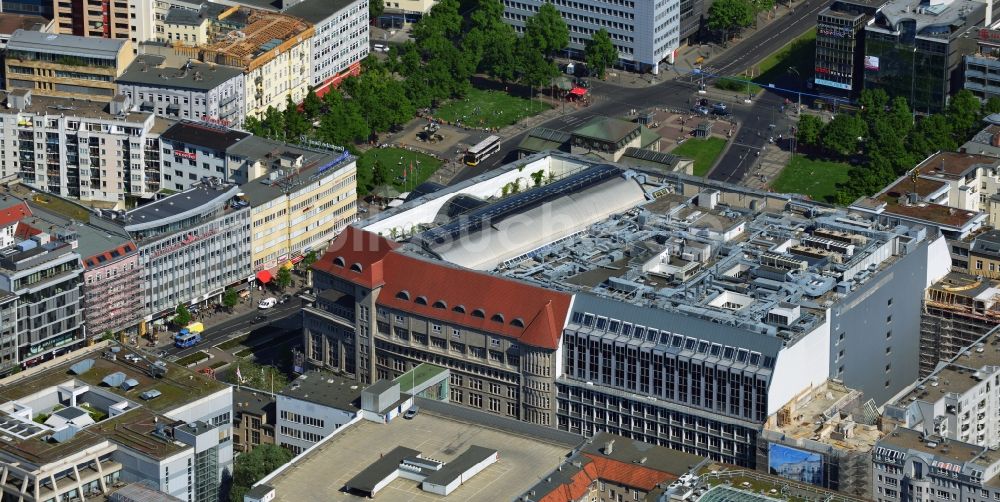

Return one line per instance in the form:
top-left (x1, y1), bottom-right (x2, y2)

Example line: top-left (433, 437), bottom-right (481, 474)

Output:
top-left (575, 78), bottom-right (590, 89)
top-left (258, 297), bottom-right (277, 309)
top-left (281, 294), bottom-right (292, 303)
top-left (404, 406), bottom-right (420, 419)
top-left (692, 106), bottom-right (709, 116)
top-left (252, 315), bottom-right (268, 324)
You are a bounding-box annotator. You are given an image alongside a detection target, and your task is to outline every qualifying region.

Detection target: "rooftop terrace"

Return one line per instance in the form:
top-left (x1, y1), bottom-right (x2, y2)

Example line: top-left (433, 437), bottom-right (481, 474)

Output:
top-left (764, 380), bottom-right (881, 452)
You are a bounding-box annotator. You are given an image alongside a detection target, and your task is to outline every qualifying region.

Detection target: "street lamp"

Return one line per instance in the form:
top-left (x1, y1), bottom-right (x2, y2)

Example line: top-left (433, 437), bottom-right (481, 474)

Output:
top-left (787, 66), bottom-right (802, 114)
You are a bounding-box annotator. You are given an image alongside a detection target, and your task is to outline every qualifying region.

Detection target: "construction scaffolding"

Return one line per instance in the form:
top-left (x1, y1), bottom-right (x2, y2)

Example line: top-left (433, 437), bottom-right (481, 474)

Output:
top-left (920, 272), bottom-right (1000, 376)
top-left (171, 8), bottom-right (313, 71)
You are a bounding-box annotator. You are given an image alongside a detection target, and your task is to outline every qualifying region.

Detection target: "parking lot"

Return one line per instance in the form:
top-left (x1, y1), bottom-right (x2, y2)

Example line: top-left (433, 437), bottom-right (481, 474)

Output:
top-left (266, 408), bottom-right (577, 501)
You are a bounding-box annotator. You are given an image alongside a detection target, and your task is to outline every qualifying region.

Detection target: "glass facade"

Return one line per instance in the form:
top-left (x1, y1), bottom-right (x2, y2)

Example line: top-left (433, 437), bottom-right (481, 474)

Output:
top-left (864, 32), bottom-right (951, 113)
top-left (192, 446), bottom-right (219, 502)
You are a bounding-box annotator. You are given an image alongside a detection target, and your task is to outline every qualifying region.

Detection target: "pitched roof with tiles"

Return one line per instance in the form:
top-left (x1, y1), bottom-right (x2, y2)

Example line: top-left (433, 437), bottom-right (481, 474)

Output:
top-left (581, 454), bottom-right (674, 492)
top-left (312, 227), bottom-right (572, 350)
top-left (0, 200), bottom-right (30, 228)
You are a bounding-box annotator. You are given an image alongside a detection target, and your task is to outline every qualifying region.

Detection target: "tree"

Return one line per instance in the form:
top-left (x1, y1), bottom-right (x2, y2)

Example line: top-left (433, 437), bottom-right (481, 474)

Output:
top-left (585, 29), bottom-right (618, 79)
top-left (173, 304), bottom-right (191, 327)
top-left (986, 96), bottom-right (1000, 115)
top-left (523, 2), bottom-right (569, 58)
top-left (464, 0), bottom-right (520, 82)
top-left (369, 0), bottom-right (384, 21)
top-left (947, 89), bottom-right (983, 138)
top-left (412, 0), bottom-right (463, 44)
top-left (302, 250), bottom-right (318, 268)
top-left (707, 0), bottom-right (754, 39)
top-left (908, 114), bottom-right (956, 156)
top-left (276, 267), bottom-right (293, 289)
top-left (518, 38), bottom-right (558, 88)
top-left (821, 114), bottom-right (866, 157)
top-left (317, 89), bottom-right (370, 145)
top-left (796, 114), bottom-right (823, 148)
top-left (283, 96), bottom-right (310, 141)
top-left (228, 444), bottom-right (294, 502)
top-left (341, 69), bottom-right (414, 132)
top-left (222, 288), bottom-right (238, 312)
top-left (372, 160), bottom-right (391, 189)
top-left (302, 89), bottom-right (322, 119)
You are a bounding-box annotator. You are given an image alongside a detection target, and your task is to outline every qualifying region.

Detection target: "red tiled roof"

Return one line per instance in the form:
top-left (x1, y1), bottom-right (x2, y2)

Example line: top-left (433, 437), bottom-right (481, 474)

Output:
top-left (312, 228), bottom-right (572, 350)
top-left (311, 226), bottom-right (399, 288)
top-left (582, 453), bottom-right (676, 492)
top-left (537, 461), bottom-right (599, 502)
top-left (0, 201), bottom-right (30, 228)
top-left (14, 221), bottom-right (40, 240)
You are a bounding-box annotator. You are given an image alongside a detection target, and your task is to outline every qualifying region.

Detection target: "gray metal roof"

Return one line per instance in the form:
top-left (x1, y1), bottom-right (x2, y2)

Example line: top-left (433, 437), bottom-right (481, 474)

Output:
top-left (123, 183), bottom-right (240, 232)
top-left (7, 29), bottom-right (126, 60)
top-left (118, 55), bottom-right (244, 91)
top-left (279, 373), bottom-right (361, 411)
top-left (19, 206), bottom-right (133, 267)
top-left (345, 446), bottom-right (422, 494)
top-left (234, 137), bottom-right (354, 205)
top-left (283, 0), bottom-right (359, 23)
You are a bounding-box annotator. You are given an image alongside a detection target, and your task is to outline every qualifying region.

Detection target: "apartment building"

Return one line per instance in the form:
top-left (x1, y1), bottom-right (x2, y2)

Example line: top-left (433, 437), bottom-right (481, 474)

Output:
top-left (117, 54), bottom-right (246, 127)
top-left (178, 8), bottom-right (313, 118)
top-left (233, 388), bottom-right (276, 454)
top-left (0, 13), bottom-right (53, 50)
top-left (815, 0), bottom-right (886, 95)
top-left (0, 89), bottom-right (161, 204)
top-left (920, 272), bottom-right (1000, 376)
top-left (0, 199), bottom-right (30, 248)
top-left (233, 137), bottom-right (357, 275)
top-left (5, 30), bottom-right (134, 101)
top-left (0, 0), bottom-right (52, 18)
top-left (16, 202), bottom-right (143, 337)
top-left (121, 180), bottom-right (251, 320)
top-left (276, 372), bottom-right (360, 454)
top-left (284, 0), bottom-right (368, 92)
top-left (863, 0), bottom-right (984, 113)
top-left (0, 229), bottom-right (83, 370)
top-left (157, 120), bottom-right (249, 191)
top-left (873, 427), bottom-right (1000, 502)
top-left (0, 349), bottom-right (233, 502)
top-left (52, 0), bottom-right (131, 38)
top-left (503, 0), bottom-right (684, 74)
top-left (968, 229), bottom-right (1000, 280)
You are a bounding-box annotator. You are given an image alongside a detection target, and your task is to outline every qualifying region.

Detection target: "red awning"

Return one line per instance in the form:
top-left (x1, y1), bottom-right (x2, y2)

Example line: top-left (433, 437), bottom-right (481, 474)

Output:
top-left (291, 255), bottom-right (304, 264)
top-left (256, 270), bottom-right (272, 283)
top-left (569, 87), bottom-right (587, 96)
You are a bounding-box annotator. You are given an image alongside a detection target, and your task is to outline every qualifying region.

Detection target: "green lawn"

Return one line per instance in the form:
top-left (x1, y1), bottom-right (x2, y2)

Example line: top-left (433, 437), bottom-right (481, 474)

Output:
top-left (771, 155), bottom-right (852, 203)
top-left (434, 88), bottom-right (551, 129)
top-left (395, 363), bottom-right (447, 392)
top-left (671, 137), bottom-right (728, 177)
top-left (356, 147), bottom-right (443, 196)
top-left (235, 348), bottom-right (255, 359)
top-left (176, 351), bottom-right (210, 367)
top-left (750, 27), bottom-right (816, 87)
top-left (714, 77), bottom-right (763, 96)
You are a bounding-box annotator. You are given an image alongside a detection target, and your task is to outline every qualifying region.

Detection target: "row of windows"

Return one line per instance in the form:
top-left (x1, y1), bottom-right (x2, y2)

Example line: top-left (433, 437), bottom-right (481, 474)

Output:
top-left (280, 410), bottom-right (325, 428)
top-left (279, 425), bottom-right (324, 443)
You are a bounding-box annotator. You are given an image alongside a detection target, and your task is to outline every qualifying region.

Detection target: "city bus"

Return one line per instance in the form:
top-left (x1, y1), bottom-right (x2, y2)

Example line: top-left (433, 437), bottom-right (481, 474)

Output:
top-left (175, 331), bottom-right (202, 349)
top-left (464, 135), bottom-right (501, 166)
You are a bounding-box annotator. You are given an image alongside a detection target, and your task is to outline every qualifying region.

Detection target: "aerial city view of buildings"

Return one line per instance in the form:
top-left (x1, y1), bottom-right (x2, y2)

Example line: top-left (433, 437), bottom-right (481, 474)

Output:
top-left (0, 0), bottom-right (999, 500)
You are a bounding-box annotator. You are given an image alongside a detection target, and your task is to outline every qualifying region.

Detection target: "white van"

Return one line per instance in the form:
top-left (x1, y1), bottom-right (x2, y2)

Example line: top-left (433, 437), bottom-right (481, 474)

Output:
top-left (373, 44), bottom-right (387, 52)
top-left (258, 297), bottom-right (277, 309)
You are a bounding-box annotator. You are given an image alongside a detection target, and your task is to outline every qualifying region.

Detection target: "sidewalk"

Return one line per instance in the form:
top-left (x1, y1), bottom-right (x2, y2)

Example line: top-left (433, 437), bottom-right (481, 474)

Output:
top-left (744, 141), bottom-right (793, 190)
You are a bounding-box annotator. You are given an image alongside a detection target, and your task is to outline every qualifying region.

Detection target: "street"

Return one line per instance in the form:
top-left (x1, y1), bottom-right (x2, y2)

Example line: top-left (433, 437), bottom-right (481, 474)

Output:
top-left (450, 3), bottom-right (820, 186)
top-left (166, 298), bottom-right (303, 358)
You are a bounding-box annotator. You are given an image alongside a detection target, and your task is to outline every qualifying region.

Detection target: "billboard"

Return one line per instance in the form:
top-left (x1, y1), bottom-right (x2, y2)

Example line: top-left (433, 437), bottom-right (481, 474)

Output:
top-left (815, 78), bottom-right (852, 91)
top-left (769, 443), bottom-right (824, 486)
top-left (864, 56), bottom-right (880, 71)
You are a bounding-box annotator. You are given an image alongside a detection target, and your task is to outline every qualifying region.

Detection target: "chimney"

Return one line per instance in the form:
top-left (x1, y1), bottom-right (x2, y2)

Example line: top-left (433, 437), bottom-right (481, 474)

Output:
top-left (604, 440), bottom-right (615, 455)
top-left (992, 131), bottom-right (1000, 147)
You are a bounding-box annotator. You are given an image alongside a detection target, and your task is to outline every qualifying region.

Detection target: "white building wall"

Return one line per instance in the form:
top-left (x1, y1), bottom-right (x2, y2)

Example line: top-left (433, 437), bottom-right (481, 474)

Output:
top-left (767, 318), bottom-right (831, 416)
top-left (308, 0), bottom-right (369, 88)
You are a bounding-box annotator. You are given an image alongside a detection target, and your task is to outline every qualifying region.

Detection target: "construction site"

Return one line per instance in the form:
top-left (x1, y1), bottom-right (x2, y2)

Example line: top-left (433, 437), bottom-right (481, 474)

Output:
top-left (171, 7), bottom-right (314, 71)
top-left (758, 380), bottom-right (881, 498)
top-left (920, 272), bottom-right (1000, 376)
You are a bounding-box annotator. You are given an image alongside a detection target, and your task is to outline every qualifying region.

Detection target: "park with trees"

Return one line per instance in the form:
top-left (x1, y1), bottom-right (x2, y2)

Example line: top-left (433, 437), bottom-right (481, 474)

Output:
top-left (787, 89), bottom-right (1000, 204)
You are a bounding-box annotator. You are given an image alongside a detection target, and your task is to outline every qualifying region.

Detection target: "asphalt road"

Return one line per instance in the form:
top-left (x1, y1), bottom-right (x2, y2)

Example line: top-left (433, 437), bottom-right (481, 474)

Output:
top-left (167, 299), bottom-right (303, 358)
top-left (450, 3), bottom-right (822, 185)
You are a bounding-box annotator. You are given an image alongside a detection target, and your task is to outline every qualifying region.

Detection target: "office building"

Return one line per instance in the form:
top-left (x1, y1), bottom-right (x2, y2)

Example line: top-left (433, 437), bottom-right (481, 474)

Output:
top-left (233, 137), bottom-right (357, 276)
top-left (815, 0), bottom-right (886, 95)
top-left (964, 26), bottom-right (1000, 101)
top-left (312, 152), bottom-right (943, 469)
top-left (502, 0), bottom-right (681, 74)
top-left (121, 180), bottom-right (251, 321)
top-left (117, 54), bottom-right (246, 127)
top-left (884, 328), bottom-right (1000, 449)
top-left (920, 272), bottom-right (1000, 376)
top-left (872, 426), bottom-right (1000, 502)
top-left (17, 202), bottom-right (142, 338)
top-left (863, 0), bottom-right (985, 113)
top-left (276, 372), bottom-right (361, 454)
top-left (284, 0), bottom-right (368, 93)
top-left (5, 30), bottom-right (134, 101)
top-left (0, 89), bottom-right (163, 205)
top-left (0, 228), bottom-right (84, 371)
top-left (759, 380), bottom-right (882, 497)
top-left (0, 347), bottom-right (233, 502)
top-left (157, 121), bottom-right (250, 191)
top-left (233, 388), bottom-right (276, 454)
top-left (0, 0), bottom-right (52, 18)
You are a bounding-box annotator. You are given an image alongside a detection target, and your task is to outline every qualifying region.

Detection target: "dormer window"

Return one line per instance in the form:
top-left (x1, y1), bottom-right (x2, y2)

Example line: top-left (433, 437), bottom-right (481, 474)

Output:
top-left (350, 263), bottom-right (362, 272)
top-left (415, 296), bottom-right (428, 305)
top-left (333, 256), bottom-right (345, 267)
top-left (453, 305), bottom-right (466, 314)
top-left (511, 318), bottom-right (525, 328)
top-left (472, 308), bottom-right (486, 318)
top-left (395, 290), bottom-right (410, 300)
top-left (491, 313), bottom-right (504, 323)
top-left (433, 300), bottom-right (447, 309)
